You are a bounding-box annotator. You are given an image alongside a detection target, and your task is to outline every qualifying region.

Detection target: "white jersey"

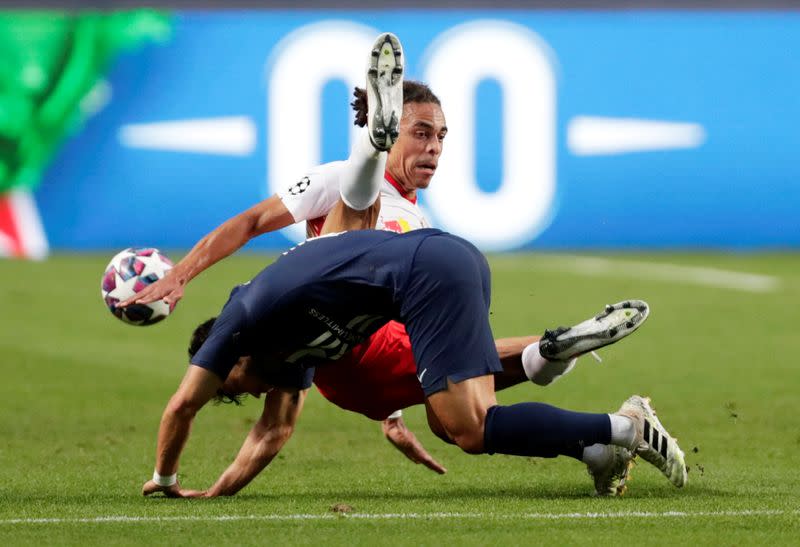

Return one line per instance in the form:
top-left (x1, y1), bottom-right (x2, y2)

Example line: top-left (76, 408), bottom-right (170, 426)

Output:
top-left (278, 164), bottom-right (430, 237)
top-left (375, 175), bottom-right (430, 233)
top-left (277, 161), bottom-right (344, 228)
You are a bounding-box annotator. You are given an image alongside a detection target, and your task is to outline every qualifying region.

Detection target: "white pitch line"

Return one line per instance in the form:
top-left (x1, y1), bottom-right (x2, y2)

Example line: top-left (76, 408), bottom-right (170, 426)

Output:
top-left (494, 255), bottom-right (781, 293)
top-left (2, 509), bottom-right (797, 525)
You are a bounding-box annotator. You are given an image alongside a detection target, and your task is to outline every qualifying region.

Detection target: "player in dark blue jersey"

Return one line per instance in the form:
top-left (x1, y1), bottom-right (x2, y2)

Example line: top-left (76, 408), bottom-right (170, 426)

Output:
top-left (191, 228), bottom-right (498, 395)
top-left (144, 228), bottom-right (687, 498)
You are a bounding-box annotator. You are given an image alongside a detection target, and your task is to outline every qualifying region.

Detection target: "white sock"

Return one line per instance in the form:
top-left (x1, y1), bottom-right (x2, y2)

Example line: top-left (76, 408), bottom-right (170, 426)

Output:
top-left (582, 443), bottom-right (612, 470)
top-left (608, 414), bottom-right (636, 448)
top-left (339, 130), bottom-right (387, 211)
top-left (521, 341), bottom-right (577, 386)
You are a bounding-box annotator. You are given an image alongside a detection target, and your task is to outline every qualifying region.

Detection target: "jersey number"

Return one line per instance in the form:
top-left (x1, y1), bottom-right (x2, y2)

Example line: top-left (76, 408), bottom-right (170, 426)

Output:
top-left (285, 313), bottom-right (384, 363)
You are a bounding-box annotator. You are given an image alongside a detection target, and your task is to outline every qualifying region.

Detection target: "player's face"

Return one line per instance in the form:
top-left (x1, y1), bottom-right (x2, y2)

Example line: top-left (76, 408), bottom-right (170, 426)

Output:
top-left (221, 357), bottom-right (272, 398)
top-left (386, 102), bottom-right (447, 192)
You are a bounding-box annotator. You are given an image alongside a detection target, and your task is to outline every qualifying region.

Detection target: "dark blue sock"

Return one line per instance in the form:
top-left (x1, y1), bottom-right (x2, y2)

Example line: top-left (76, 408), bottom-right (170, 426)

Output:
top-left (483, 403), bottom-right (611, 458)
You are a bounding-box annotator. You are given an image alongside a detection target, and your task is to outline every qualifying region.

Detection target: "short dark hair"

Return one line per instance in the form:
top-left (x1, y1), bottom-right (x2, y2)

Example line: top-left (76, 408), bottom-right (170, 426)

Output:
top-left (188, 317), bottom-right (216, 359)
top-left (188, 317), bottom-right (245, 406)
top-left (351, 80), bottom-right (441, 128)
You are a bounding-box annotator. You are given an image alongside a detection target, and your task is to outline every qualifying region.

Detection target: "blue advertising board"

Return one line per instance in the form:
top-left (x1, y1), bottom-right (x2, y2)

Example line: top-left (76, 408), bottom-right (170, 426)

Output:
top-left (36, 11), bottom-right (800, 251)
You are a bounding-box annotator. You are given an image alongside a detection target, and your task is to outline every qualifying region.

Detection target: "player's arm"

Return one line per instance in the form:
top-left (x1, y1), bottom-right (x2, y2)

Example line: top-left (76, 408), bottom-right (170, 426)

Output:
top-left (122, 196), bottom-right (295, 307)
top-left (142, 365), bottom-right (221, 497)
top-left (382, 413), bottom-right (447, 474)
top-left (192, 387), bottom-right (307, 498)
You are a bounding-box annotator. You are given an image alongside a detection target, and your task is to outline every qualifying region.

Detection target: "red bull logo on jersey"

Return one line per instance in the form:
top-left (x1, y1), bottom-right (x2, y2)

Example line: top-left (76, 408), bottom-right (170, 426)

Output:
top-left (382, 219), bottom-right (412, 234)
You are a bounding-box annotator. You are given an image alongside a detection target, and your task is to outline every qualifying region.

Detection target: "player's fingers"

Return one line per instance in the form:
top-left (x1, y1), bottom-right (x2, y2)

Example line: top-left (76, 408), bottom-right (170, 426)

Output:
top-left (119, 293), bottom-right (141, 308)
top-left (132, 287), bottom-right (162, 305)
top-left (163, 292), bottom-right (182, 307)
top-left (158, 285), bottom-right (185, 307)
top-left (403, 436), bottom-right (446, 474)
top-left (130, 284), bottom-right (178, 306)
top-left (178, 489), bottom-right (207, 498)
top-left (419, 454), bottom-right (447, 474)
top-left (402, 446), bottom-right (422, 464)
top-left (120, 285), bottom-right (156, 307)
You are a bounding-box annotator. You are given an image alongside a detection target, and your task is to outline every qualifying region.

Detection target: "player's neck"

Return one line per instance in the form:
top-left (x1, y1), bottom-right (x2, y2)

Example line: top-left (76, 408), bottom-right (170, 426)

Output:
top-left (384, 170), bottom-right (417, 203)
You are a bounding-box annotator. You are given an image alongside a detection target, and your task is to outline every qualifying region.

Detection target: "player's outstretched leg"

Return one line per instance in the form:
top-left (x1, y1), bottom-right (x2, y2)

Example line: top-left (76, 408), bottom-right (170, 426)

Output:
top-left (539, 300), bottom-right (650, 360)
top-left (367, 32), bottom-right (404, 151)
top-left (336, 32), bottom-right (404, 216)
top-left (520, 300), bottom-right (649, 386)
top-left (615, 395), bottom-right (688, 487)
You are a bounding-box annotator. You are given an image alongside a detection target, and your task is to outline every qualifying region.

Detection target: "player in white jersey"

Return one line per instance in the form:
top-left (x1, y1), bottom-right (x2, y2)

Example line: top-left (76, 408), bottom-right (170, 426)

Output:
top-left (129, 35), bottom-right (647, 494)
top-left (276, 160), bottom-right (429, 239)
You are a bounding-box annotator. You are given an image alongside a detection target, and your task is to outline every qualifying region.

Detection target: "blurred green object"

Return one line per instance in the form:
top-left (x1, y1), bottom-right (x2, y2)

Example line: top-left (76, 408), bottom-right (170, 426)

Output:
top-left (0, 10), bottom-right (171, 193)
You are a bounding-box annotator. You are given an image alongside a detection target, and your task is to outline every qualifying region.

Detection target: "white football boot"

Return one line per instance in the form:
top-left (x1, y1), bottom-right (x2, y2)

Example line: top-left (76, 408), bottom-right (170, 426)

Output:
top-left (366, 32), bottom-right (404, 151)
top-left (538, 300), bottom-right (650, 361)
top-left (616, 395), bottom-right (688, 488)
top-left (586, 445), bottom-right (636, 497)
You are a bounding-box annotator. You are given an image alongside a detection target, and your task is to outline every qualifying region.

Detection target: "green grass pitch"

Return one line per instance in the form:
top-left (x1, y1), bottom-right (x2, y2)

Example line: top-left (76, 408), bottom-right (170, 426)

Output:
top-left (1, 252), bottom-right (799, 545)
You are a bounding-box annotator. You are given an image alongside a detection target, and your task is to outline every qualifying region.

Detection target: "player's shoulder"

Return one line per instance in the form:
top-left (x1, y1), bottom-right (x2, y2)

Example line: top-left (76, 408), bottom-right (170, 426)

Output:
top-left (277, 161), bottom-right (347, 222)
top-left (280, 161), bottom-right (346, 198)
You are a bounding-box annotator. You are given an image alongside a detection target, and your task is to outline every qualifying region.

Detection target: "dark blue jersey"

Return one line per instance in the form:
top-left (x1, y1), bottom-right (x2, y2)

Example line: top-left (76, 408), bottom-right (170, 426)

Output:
top-left (192, 228), bottom-right (502, 395)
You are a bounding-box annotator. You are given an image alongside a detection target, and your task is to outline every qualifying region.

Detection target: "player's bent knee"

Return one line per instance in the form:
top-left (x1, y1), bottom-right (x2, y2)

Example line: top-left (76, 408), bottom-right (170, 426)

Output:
top-left (450, 430), bottom-right (486, 454)
top-left (426, 376), bottom-right (496, 454)
top-left (433, 412), bottom-right (488, 454)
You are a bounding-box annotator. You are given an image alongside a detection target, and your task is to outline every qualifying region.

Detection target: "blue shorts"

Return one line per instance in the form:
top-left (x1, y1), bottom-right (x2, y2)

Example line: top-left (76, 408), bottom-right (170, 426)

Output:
top-left (399, 233), bottom-right (502, 396)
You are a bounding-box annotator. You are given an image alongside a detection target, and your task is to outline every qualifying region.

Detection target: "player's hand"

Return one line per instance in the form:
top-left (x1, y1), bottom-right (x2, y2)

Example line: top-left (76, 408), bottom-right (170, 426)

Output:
top-left (382, 416), bottom-right (447, 474)
top-left (141, 480), bottom-right (206, 498)
top-left (175, 489), bottom-right (209, 498)
top-left (120, 270), bottom-right (184, 308)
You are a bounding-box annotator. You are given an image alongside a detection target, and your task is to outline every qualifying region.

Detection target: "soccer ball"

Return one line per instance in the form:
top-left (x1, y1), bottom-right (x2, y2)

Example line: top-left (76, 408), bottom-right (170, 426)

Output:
top-left (101, 247), bottom-right (175, 325)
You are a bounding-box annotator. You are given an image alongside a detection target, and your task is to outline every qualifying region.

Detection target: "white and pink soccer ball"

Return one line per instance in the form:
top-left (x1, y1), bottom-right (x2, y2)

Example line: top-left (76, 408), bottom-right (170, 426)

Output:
top-left (101, 247), bottom-right (175, 325)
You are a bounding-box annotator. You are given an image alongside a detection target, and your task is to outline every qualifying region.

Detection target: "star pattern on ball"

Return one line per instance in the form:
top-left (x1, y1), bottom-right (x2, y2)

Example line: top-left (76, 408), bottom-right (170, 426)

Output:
top-left (137, 252), bottom-right (172, 280)
top-left (109, 248), bottom-right (136, 273)
top-left (106, 270), bottom-right (139, 302)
